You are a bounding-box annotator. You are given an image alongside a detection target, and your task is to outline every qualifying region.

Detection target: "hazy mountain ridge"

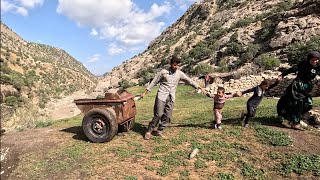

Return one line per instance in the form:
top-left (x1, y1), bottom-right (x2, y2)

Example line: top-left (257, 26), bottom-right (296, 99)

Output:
top-left (0, 22), bottom-right (98, 129)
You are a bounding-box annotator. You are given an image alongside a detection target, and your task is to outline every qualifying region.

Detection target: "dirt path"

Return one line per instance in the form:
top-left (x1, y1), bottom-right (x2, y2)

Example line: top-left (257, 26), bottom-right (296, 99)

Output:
top-left (43, 90), bottom-right (95, 120)
top-left (0, 128), bottom-right (64, 179)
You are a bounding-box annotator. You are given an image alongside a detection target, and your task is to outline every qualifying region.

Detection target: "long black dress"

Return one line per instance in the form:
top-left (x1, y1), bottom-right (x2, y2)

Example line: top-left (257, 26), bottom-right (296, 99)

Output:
top-left (277, 60), bottom-right (320, 124)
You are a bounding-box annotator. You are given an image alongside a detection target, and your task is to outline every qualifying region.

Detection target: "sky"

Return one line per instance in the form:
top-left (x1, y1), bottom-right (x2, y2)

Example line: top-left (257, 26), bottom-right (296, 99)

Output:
top-left (1, 0), bottom-right (199, 76)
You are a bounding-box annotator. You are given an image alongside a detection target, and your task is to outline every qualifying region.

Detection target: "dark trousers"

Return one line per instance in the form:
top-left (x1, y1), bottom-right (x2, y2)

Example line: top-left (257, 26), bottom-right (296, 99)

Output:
top-left (244, 101), bottom-right (259, 124)
top-left (148, 95), bottom-right (174, 132)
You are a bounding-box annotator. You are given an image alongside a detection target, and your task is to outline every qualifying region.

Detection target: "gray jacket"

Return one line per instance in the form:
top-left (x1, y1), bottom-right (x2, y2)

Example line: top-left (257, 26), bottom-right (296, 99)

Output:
top-left (146, 68), bottom-right (200, 102)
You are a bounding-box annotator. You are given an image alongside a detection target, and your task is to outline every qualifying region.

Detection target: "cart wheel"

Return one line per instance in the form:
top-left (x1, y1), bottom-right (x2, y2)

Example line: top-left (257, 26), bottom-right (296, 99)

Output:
top-left (82, 108), bottom-right (118, 143)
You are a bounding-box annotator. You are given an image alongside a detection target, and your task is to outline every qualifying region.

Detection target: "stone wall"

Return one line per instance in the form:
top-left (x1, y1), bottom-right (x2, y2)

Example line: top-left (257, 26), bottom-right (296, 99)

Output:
top-left (205, 71), bottom-right (320, 97)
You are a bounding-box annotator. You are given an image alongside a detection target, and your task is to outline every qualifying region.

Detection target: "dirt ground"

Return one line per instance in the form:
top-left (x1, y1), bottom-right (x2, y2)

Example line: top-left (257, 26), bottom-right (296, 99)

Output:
top-left (0, 128), bottom-right (64, 179)
top-left (1, 124), bottom-right (319, 180)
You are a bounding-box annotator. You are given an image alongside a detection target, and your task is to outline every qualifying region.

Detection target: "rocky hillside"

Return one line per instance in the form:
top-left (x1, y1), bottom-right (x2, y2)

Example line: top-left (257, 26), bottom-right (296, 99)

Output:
top-left (0, 22), bottom-right (98, 129)
top-left (96, 0), bottom-right (320, 93)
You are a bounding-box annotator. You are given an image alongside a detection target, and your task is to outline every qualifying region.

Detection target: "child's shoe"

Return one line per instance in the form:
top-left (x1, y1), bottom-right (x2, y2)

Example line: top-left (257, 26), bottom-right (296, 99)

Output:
top-left (144, 131), bottom-right (152, 140)
top-left (214, 124), bottom-right (222, 130)
top-left (243, 123), bottom-right (249, 128)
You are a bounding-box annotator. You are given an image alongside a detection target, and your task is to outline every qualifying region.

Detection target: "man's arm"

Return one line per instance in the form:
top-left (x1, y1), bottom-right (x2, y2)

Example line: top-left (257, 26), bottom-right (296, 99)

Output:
top-left (179, 71), bottom-right (200, 89)
top-left (180, 71), bottom-right (206, 93)
top-left (141, 71), bottom-right (162, 97)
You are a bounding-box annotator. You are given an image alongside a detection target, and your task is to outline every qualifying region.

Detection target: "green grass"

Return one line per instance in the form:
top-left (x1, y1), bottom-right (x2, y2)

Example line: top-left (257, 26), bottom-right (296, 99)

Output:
top-left (254, 125), bottom-right (292, 146)
top-left (34, 120), bottom-right (53, 128)
top-left (10, 86), bottom-right (320, 179)
top-left (217, 172), bottom-right (235, 180)
top-left (274, 154), bottom-right (320, 176)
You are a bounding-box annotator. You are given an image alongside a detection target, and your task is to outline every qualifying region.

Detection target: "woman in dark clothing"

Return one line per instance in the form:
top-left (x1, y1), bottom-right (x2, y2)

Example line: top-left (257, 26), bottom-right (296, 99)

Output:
top-left (277, 51), bottom-right (320, 130)
top-left (241, 79), bottom-right (279, 127)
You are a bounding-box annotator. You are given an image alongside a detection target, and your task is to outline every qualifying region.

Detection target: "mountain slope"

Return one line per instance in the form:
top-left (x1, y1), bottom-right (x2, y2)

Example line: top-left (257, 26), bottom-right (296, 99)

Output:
top-left (96, 0), bottom-right (320, 93)
top-left (0, 22), bottom-right (98, 129)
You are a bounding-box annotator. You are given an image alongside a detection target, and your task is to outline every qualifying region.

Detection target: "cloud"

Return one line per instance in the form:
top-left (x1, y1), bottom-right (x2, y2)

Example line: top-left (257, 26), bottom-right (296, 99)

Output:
top-left (108, 44), bottom-right (125, 56)
top-left (87, 54), bottom-right (101, 63)
top-left (1, 0), bottom-right (43, 16)
top-left (15, 0), bottom-right (44, 8)
top-left (90, 28), bottom-right (98, 36)
top-left (57, 0), bottom-right (172, 55)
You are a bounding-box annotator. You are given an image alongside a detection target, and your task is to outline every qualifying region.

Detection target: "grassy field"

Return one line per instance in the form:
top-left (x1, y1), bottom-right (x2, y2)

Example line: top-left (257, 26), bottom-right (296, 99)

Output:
top-left (9, 86), bottom-right (320, 180)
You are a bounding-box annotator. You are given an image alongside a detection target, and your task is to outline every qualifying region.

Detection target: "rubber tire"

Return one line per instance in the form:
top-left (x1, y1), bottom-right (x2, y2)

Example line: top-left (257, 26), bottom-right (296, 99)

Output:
top-left (82, 108), bottom-right (118, 143)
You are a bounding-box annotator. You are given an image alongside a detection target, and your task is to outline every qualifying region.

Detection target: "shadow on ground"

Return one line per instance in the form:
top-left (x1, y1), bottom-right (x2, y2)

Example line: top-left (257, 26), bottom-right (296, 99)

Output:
top-left (60, 126), bottom-right (89, 141)
top-left (60, 122), bottom-right (149, 141)
top-left (171, 116), bottom-right (288, 129)
top-left (131, 122), bottom-right (148, 137)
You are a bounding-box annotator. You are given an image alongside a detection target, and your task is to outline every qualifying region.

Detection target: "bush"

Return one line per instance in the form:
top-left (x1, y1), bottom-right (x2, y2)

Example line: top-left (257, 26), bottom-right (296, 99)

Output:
top-left (274, 0), bottom-right (293, 12)
top-left (255, 54), bottom-right (280, 70)
top-left (231, 17), bottom-right (256, 29)
top-left (226, 42), bottom-right (245, 56)
top-left (5, 96), bottom-right (19, 107)
top-left (180, 53), bottom-right (193, 65)
top-left (24, 70), bottom-right (39, 87)
top-left (216, 60), bottom-right (229, 73)
top-left (208, 23), bottom-right (227, 40)
top-left (287, 36), bottom-right (320, 64)
top-left (135, 67), bottom-right (155, 86)
top-left (191, 64), bottom-right (213, 76)
top-left (240, 44), bottom-right (260, 62)
top-left (118, 79), bottom-right (133, 90)
top-left (257, 20), bottom-right (277, 42)
top-left (189, 42), bottom-right (211, 60)
top-left (217, 0), bottom-right (237, 10)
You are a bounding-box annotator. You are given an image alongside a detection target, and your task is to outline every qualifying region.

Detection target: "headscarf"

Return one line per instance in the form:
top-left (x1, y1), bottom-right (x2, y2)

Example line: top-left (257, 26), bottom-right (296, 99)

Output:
top-left (307, 51), bottom-right (320, 60)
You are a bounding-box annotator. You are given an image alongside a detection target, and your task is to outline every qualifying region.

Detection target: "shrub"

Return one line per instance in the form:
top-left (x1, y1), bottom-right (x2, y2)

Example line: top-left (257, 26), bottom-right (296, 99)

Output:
top-left (135, 67), bottom-right (155, 86)
top-left (217, 0), bottom-right (237, 10)
top-left (287, 36), bottom-right (320, 64)
top-left (189, 42), bottom-right (211, 60)
top-left (5, 96), bottom-right (19, 107)
top-left (226, 42), bottom-right (245, 56)
top-left (216, 60), bottom-right (229, 73)
top-left (257, 20), bottom-right (277, 42)
top-left (24, 70), bottom-right (39, 86)
top-left (191, 64), bottom-right (213, 76)
top-left (255, 54), bottom-right (280, 70)
top-left (274, 0), bottom-right (293, 12)
top-left (118, 79), bottom-right (133, 90)
top-left (231, 17), bottom-right (256, 29)
top-left (181, 53), bottom-right (193, 65)
top-left (208, 23), bottom-right (227, 40)
top-left (240, 44), bottom-right (260, 62)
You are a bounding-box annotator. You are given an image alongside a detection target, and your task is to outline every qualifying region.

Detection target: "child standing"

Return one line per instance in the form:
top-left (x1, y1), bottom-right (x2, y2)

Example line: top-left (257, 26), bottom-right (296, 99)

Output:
top-left (240, 79), bottom-right (279, 128)
top-left (206, 87), bottom-right (237, 130)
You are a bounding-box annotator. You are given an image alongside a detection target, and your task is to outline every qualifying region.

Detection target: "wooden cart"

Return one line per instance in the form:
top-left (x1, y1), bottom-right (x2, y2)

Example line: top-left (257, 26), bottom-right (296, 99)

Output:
top-left (74, 90), bottom-right (136, 143)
